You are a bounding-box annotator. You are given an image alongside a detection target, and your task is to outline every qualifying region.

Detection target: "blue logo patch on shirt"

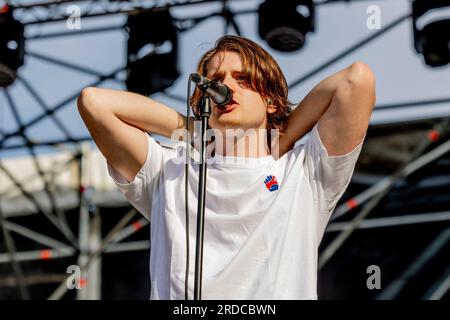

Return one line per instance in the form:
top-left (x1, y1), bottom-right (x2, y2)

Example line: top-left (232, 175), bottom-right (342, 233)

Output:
top-left (264, 175), bottom-right (279, 192)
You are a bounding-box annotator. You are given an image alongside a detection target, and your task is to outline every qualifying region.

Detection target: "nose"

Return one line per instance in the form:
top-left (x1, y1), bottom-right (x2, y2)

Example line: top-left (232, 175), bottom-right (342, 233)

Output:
top-left (222, 75), bottom-right (238, 93)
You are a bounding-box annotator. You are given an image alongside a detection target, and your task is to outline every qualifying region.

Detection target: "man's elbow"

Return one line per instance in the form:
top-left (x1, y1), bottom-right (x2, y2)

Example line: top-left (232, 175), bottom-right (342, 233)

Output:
top-left (348, 61), bottom-right (374, 83)
top-left (346, 61), bottom-right (376, 106)
top-left (77, 87), bottom-right (101, 114)
top-left (349, 61), bottom-right (376, 88)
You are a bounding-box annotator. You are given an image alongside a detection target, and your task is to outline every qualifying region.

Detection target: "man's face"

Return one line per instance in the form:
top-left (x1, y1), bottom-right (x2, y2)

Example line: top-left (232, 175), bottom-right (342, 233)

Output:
top-left (205, 51), bottom-right (275, 133)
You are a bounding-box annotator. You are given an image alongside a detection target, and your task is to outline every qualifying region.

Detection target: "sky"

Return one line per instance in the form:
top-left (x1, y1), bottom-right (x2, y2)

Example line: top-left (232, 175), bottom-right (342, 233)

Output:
top-left (1, 0), bottom-right (450, 159)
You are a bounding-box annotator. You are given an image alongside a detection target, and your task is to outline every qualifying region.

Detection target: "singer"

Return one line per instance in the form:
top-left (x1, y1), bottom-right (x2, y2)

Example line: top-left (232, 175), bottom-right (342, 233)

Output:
top-left (77, 35), bottom-right (375, 299)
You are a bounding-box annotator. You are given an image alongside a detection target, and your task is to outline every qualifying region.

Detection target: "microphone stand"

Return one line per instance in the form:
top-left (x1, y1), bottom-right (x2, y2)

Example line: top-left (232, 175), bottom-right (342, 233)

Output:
top-left (193, 87), bottom-right (211, 300)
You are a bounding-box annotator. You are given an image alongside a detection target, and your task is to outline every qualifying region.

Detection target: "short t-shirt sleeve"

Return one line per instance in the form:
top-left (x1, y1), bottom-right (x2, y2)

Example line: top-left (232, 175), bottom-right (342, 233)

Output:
top-left (303, 123), bottom-right (364, 217)
top-left (107, 132), bottom-right (165, 220)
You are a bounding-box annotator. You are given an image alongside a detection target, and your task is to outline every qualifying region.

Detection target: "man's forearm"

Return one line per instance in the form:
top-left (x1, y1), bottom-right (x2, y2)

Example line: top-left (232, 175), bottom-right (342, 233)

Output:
top-left (280, 65), bottom-right (352, 153)
top-left (79, 87), bottom-right (188, 138)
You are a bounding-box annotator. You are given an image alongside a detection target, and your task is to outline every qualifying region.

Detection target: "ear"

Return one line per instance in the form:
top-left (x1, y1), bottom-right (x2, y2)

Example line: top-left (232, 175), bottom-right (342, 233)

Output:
top-left (266, 99), bottom-right (277, 114)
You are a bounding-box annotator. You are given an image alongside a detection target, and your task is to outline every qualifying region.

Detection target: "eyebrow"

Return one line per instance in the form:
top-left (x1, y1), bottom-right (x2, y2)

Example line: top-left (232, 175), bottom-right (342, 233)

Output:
top-left (208, 69), bottom-right (244, 79)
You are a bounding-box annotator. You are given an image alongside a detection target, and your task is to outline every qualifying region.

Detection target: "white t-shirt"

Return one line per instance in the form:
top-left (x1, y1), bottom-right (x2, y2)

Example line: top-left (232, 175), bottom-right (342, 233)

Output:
top-left (107, 123), bottom-right (363, 300)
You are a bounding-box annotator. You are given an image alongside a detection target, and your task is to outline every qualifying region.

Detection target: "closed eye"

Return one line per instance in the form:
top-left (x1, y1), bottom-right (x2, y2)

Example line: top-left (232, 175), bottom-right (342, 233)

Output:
top-left (235, 74), bottom-right (250, 88)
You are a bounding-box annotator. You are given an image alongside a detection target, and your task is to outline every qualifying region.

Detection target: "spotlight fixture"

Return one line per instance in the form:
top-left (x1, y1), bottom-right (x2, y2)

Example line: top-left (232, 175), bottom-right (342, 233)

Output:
top-left (125, 8), bottom-right (179, 96)
top-left (0, 5), bottom-right (25, 87)
top-left (258, 0), bottom-right (315, 52)
top-left (413, 0), bottom-right (450, 67)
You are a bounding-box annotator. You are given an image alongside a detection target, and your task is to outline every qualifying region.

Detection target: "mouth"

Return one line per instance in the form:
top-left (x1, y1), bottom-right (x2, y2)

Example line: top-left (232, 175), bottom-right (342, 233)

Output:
top-left (216, 100), bottom-right (238, 113)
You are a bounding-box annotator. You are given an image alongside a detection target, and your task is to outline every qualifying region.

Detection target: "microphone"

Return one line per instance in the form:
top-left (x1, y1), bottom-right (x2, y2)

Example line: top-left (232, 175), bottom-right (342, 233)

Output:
top-left (190, 73), bottom-right (233, 106)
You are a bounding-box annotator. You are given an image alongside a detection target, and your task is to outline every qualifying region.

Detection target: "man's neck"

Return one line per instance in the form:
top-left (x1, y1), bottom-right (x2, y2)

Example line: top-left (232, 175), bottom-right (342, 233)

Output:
top-left (214, 128), bottom-right (271, 158)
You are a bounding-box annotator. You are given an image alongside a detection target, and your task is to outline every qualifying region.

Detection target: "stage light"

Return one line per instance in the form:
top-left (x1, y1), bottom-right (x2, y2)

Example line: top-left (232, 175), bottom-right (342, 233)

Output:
top-left (125, 8), bottom-right (179, 96)
top-left (413, 0), bottom-right (450, 67)
top-left (0, 5), bottom-right (25, 87)
top-left (258, 0), bottom-right (315, 52)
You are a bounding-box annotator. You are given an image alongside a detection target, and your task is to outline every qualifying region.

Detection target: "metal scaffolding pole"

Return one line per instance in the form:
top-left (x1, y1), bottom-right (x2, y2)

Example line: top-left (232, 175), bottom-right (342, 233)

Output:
top-left (104, 240), bottom-right (150, 254)
top-left (76, 142), bottom-right (102, 300)
top-left (26, 25), bottom-right (125, 40)
top-left (15, 0), bottom-right (243, 25)
top-left (0, 240), bottom-right (149, 265)
top-left (4, 221), bottom-right (70, 249)
top-left (0, 247), bottom-right (75, 264)
top-left (327, 211), bottom-right (450, 232)
top-left (109, 217), bottom-right (149, 245)
top-left (85, 209), bottom-right (102, 299)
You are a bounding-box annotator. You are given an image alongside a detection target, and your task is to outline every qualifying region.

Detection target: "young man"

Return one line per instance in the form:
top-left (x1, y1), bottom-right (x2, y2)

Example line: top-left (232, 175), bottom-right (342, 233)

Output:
top-left (77, 36), bottom-right (376, 299)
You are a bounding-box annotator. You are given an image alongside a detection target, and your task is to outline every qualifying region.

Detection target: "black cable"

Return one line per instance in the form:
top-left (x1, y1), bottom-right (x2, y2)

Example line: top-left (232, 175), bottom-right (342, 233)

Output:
top-left (184, 76), bottom-right (194, 300)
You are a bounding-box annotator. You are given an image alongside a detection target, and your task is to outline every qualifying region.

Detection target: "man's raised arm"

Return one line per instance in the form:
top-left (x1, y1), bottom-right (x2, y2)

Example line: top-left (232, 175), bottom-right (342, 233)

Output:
top-left (279, 62), bottom-right (376, 156)
top-left (77, 87), bottom-right (191, 183)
